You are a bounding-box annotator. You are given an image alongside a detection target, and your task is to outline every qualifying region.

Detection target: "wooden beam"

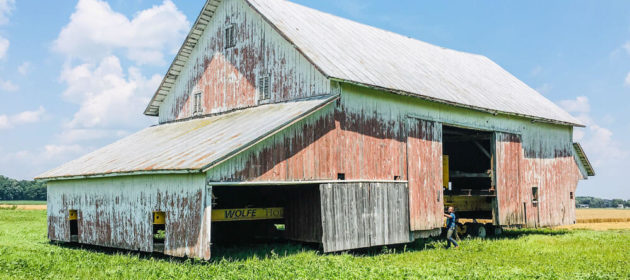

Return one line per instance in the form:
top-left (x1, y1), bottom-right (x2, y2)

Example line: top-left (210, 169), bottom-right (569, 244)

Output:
top-left (473, 140), bottom-right (492, 159)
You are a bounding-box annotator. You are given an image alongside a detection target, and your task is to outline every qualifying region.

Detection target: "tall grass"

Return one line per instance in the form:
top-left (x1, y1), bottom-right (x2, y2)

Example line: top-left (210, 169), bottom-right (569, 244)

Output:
top-left (0, 210), bottom-right (629, 279)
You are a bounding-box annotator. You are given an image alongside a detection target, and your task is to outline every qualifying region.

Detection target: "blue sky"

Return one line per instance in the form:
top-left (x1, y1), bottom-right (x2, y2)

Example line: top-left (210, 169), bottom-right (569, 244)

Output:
top-left (0, 0), bottom-right (628, 199)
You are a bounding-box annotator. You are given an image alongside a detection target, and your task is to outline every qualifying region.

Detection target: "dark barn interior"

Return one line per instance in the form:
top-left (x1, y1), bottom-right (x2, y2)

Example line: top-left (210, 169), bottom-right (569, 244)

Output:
top-left (211, 185), bottom-right (322, 245)
top-left (442, 126), bottom-right (497, 224)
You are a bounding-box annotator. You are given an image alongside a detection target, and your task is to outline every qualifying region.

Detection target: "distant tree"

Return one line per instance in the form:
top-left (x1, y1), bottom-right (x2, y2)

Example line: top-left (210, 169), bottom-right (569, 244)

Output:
top-left (0, 175), bottom-right (46, 201)
top-left (611, 199), bottom-right (625, 208)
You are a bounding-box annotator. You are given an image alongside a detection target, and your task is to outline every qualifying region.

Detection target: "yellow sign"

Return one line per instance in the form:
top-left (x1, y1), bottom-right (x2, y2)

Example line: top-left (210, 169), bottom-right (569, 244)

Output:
top-left (443, 155), bottom-right (449, 189)
top-left (68, 210), bottom-right (78, 221)
top-left (153, 211), bottom-right (165, 225)
top-left (212, 207), bottom-right (284, 222)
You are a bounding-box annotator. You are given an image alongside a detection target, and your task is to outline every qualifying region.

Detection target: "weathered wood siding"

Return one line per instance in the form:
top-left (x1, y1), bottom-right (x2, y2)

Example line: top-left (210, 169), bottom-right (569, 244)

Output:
top-left (519, 127), bottom-right (581, 227)
top-left (495, 132), bottom-right (526, 225)
top-left (319, 182), bottom-right (411, 252)
top-left (158, 0), bottom-right (329, 123)
top-left (206, 96), bottom-right (407, 182)
top-left (284, 186), bottom-right (322, 243)
top-left (406, 118), bottom-right (444, 231)
top-left (47, 174), bottom-right (212, 259)
top-left (207, 83), bottom-right (584, 228)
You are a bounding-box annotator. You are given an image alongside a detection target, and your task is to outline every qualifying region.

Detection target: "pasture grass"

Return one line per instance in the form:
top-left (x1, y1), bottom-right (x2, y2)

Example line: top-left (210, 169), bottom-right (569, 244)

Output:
top-left (0, 200), bottom-right (47, 205)
top-left (0, 210), bottom-right (629, 279)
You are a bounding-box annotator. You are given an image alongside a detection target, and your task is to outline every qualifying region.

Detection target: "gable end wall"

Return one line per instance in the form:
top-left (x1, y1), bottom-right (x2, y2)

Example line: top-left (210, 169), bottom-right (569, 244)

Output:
top-left (158, 0), bottom-right (330, 123)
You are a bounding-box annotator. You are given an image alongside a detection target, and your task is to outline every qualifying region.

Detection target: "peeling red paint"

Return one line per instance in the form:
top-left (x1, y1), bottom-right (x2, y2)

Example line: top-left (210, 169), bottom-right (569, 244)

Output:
top-left (160, 0), bottom-right (329, 124)
top-left (407, 118), bottom-right (443, 231)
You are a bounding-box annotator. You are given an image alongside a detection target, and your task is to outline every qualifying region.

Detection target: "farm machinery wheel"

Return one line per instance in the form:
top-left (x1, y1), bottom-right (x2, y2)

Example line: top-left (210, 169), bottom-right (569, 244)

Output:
top-left (466, 223), bottom-right (486, 238)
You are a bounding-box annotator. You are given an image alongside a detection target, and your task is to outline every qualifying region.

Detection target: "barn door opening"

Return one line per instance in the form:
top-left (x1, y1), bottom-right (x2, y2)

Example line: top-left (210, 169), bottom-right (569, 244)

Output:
top-left (69, 209), bottom-right (78, 242)
top-left (406, 118), bottom-right (443, 231)
top-left (442, 126), bottom-right (497, 226)
top-left (211, 185), bottom-right (310, 244)
top-left (152, 211), bottom-right (166, 252)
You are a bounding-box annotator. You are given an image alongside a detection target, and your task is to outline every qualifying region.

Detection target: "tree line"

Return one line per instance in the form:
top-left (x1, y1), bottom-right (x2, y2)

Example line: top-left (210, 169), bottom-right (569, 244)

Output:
top-left (0, 175), bottom-right (47, 201)
top-left (576, 196), bottom-right (630, 208)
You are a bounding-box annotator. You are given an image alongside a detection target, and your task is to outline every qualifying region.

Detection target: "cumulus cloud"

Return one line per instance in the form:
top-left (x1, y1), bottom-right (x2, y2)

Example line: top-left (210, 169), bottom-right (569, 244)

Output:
top-left (0, 0), bottom-right (14, 26)
top-left (43, 144), bottom-right (86, 159)
top-left (0, 78), bottom-right (18, 91)
top-left (60, 55), bottom-right (160, 131)
top-left (0, 36), bottom-right (8, 59)
top-left (559, 96), bottom-right (590, 114)
top-left (0, 106), bottom-right (46, 129)
top-left (559, 96), bottom-right (627, 167)
top-left (53, 0), bottom-right (189, 65)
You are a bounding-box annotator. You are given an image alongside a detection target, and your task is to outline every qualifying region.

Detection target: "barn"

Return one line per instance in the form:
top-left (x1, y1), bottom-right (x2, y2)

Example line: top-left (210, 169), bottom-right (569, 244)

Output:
top-left (37, 0), bottom-right (595, 260)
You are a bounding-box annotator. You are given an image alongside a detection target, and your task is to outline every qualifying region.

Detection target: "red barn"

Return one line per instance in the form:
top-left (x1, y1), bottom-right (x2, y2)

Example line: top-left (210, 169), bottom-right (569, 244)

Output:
top-left (37, 0), bottom-right (594, 259)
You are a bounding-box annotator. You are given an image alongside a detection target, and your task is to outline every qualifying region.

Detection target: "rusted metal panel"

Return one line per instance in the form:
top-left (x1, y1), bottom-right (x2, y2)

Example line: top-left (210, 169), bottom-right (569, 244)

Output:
top-left (36, 96), bottom-right (334, 181)
top-left (154, 0), bottom-right (330, 123)
top-left (319, 182), bottom-right (410, 252)
top-left (495, 132), bottom-right (526, 225)
top-left (406, 118), bottom-right (444, 231)
top-left (46, 174), bottom-right (210, 259)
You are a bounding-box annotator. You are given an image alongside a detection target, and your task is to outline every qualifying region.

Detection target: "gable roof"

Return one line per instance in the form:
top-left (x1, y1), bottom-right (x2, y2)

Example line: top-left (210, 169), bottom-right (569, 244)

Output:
top-left (38, 95), bottom-right (336, 181)
top-left (145, 0), bottom-right (583, 127)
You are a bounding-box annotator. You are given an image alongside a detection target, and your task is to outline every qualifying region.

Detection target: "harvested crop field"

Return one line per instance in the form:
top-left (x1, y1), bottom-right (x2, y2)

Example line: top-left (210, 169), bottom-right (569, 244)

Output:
top-left (558, 209), bottom-right (630, 230)
top-left (575, 209), bottom-right (630, 222)
top-left (0, 201), bottom-right (47, 210)
top-left (0, 204), bottom-right (47, 210)
top-left (1, 209), bottom-right (629, 279)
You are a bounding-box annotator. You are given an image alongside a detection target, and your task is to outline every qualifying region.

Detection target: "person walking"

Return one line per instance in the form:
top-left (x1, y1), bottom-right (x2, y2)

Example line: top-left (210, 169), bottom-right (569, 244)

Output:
top-left (444, 206), bottom-right (459, 249)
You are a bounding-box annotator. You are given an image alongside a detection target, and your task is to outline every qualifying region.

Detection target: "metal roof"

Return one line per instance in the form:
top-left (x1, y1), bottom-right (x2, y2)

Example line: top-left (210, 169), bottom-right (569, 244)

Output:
top-left (573, 142), bottom-right (595, 177)
top-left (38, 95), bottom-right (336, 181)
top-left (146, 0), bottom-right (583, 127)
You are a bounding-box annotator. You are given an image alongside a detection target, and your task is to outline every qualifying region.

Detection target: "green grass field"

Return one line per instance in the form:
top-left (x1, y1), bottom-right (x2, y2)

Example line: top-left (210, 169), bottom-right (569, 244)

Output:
top-left (0, 210), bottom-right (629, 279)
top-left (0, 200), bottom-right (46, 205)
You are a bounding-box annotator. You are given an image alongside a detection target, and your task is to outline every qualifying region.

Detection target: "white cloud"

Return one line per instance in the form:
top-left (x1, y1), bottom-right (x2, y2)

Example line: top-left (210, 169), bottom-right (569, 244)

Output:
top-left (53, 0), bottom-right (189, 65)
top-left (0, 106), bottom-right (46, 129)
top-left (559, 96), bottom-right (628, 167)
top-left (18, 61), bottom-right (30, 75)
top-left (56, 128), bottom-right (130, 144)
top-left (0, 78), bottom-right (18, 91)
top-left (0, 114), bottom-right (8, 129)
top-left (559, 96), bottom-right (590, 114)
top-left (43, 144), bottom-right (86, 159)
top-left (623, 41), bottom-right (630, 55)
top-left (625, 72), bottom-right (630, 87)
top-left (60, 55), bottom-right (160, 131)
top-left (12, 106), bottom-right (45, 124)
top-left (0, 0), bottom-right (14, 26)
top-left (0, 36), bottom-right (8, 59)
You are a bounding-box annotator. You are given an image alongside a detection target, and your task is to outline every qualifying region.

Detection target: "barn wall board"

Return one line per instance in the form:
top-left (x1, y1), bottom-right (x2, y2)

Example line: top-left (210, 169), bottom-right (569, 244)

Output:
top-left (47, 174), bottom-right (211, 259)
